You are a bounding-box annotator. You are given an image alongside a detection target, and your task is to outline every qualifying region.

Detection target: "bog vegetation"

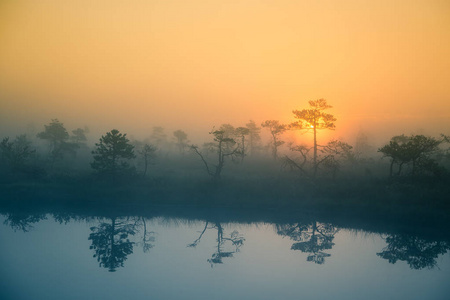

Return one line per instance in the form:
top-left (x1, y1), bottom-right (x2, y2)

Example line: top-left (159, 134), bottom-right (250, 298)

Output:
top-left (1, 99), bottom-right (449, 217)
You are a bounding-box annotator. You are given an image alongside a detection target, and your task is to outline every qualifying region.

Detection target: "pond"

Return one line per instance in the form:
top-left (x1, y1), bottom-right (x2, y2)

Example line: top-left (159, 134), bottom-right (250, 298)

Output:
top-left (1, 212), bottom-right (449, 300)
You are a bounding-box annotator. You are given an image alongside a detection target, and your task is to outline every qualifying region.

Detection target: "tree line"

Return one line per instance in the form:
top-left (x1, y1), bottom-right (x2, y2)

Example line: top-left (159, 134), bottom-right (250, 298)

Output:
top-left (1, 99), bottom-right (450, 182)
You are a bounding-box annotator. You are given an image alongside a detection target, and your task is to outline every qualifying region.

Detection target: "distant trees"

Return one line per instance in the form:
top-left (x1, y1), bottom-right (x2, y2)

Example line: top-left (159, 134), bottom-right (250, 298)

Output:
top-left (0, 135), bottom-right (35, 171)
top-left (291, 99), bottom-right (336, 177)
top-left (91, 129), bottom-right (136, 179)
top-left (378, 134), bottom-right (442, 177)
top-left (70, 127), bottom-right (88, 145)
top-left (191, 129), bottom-right (241, 181)
top-left (261, 120), bottom-right (287, 160)
top-left (245, 120), bottom-right (262, 155)
top-left (37, 119), bottom-right (77, 162)
top-left (173, 129), bottom-right (189, 153)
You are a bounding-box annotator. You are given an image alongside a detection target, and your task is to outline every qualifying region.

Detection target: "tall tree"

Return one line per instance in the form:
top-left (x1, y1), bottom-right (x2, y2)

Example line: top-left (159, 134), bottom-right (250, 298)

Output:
top-left (291, 99), bottom-right (337, 177)
top-left (235, 127), bottom-right (250, 162)
top-left (91, 129), bottom-right (135, 179)
top-left (261, 120), bottom-right (287, 160)
top-left (138, 144), bottom-right (156, 177)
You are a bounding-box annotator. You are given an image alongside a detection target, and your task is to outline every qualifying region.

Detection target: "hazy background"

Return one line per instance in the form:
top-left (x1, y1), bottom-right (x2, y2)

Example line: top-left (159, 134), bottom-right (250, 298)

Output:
top-left (1, 0), bottom-right (450, 145)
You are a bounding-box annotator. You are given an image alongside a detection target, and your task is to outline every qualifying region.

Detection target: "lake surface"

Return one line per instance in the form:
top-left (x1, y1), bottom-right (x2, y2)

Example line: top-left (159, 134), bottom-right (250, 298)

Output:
top-left (1, 212), bottom-right (449, 300)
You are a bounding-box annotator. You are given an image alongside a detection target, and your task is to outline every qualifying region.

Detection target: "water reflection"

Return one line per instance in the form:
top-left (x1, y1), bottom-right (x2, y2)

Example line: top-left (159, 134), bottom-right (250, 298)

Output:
top-left (187, 221), bottom-right (245, 267)
top-left (89, 217), bottom-right (138, 272)
top-left (377, 234), bottom-right (450, 270)
top-left (276, 221), bottom-right (338, 264)
top-left (2, 213), bottom-right (47, 232)
top-left (1, 211), bottom-right (449, 271)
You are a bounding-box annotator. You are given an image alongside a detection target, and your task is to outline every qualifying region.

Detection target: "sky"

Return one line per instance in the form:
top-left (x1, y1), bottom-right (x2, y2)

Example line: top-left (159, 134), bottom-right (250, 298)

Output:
top-left (1, 0), bottom-right (450, 145)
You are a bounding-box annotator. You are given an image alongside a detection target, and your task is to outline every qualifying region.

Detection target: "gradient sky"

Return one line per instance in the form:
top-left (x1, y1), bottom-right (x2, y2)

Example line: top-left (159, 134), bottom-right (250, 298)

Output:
top-left (1, 0), bottom-right (450, 143)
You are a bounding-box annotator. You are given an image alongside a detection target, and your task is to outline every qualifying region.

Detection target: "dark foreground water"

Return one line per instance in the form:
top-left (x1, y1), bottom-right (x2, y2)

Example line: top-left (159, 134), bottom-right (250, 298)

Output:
top-left (1, 212), bottom-right (449, 300)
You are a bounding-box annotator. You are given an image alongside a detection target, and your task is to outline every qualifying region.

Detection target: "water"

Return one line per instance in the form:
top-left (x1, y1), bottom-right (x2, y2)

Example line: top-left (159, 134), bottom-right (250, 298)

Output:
top-left (1, 213), bottom-right (449, 300)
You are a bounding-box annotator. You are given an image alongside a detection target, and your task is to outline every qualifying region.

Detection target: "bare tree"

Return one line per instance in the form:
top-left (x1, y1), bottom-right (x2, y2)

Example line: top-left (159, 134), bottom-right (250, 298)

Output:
top-left (261, 120), bottom-right (287, 160)
top-left (191, 129), bottom-right (241, 181)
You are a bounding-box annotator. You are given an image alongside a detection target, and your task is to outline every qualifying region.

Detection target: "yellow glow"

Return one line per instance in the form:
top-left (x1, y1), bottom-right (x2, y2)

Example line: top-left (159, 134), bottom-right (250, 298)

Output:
top-left (0, 0), bottom-right (449, 141)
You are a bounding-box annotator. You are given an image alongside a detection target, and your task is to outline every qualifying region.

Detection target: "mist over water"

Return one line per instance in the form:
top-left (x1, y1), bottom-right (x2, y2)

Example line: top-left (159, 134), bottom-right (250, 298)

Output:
top-left (1, 1), bottom-right (450, 299)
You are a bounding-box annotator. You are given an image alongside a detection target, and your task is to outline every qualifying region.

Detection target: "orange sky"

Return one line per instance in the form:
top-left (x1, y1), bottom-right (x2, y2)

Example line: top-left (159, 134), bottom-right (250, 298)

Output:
top-left (1, 0), bottom-right (450, 144)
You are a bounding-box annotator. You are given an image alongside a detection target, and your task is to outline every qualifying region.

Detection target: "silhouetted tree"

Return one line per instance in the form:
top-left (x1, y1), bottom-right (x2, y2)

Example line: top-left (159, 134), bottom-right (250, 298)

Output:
top-left (261, 120), bottom-right (287, 160)
top-left (377, 234), bottom-right (450, 269)
top-left (291, 99), bottom-right (336, 177)
top-left (191, 129), bottom-right (241, 181)
top-left (138, 144), bottom-right (156, 177)
top-left (173, 129), bottom-right (189, 153)
top-left (317, 139), bottom-right (354, 179)
top-left (89, 217), bottom-right (137, 272)
top-left (276, 221), bottom-right (338, 264)
top-left (235, 127), bottom-right (250, 162)
top-left (378, 134), bottom-right (442, 177)
top-left (91, 129), bottom-right (135, 179)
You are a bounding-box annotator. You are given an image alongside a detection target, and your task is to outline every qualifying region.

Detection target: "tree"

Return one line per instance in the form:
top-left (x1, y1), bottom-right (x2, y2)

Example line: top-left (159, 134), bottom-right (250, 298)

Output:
top-left (138, 144), bottom-right (157, 177)
top-left (291, 99), bottom-right (337, 177)
top-left (0, 135), bottom-right (35, 171)
top-left (37, 119), bottom-right (76, 161)
top-left (173, 130), bottom-right (189, 153)
top-left (276, 221), bottom-right (338, 264)
top-left (191, 129), bottom-right (241, 181)
top-left (70, 127), bottom-right (88, 145)
top-left (377, 234), bottom-right (450, 270)
top-left (187, 221), bottom-right (245, 267)
top-left (89, 217), bottom-right (137, 272)
top-left (378, 134), bottom-right (442, 177)
top-left (91, 129), bottom-right (136, 179)
top-left (317, 139), bottom-right (354, 179)
top-left (261, 120), bottom-right (287, 160)
top-left (245, 120), bottom-right (262, 155)
top-left (235, 127), bottom-right (250, 162)
top-left (150, 126), bottom-right (167, 149)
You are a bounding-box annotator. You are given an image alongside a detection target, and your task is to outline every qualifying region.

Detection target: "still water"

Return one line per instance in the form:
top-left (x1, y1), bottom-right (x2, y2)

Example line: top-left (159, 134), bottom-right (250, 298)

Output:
top-left (1, 213), bottom-right (449, 300)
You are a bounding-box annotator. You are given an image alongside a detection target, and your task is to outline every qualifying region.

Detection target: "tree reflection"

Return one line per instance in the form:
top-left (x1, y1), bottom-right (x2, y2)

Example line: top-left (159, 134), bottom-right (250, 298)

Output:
top-left (188, 222), bottom-right (245, 267)
top-left (377, 234), bottom-right (450, 270)
top-left (276, 221), bottom-right (338, 264)
top-left (89, 217), bottom-right (137, 272)
top-left (2, 213), bottom-right (47, 232)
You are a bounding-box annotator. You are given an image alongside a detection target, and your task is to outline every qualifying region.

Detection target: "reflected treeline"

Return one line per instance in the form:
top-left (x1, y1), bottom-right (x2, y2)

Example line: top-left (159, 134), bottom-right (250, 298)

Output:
top-left (377, 234), bottom-right (450, 270)
top-left (2, 212), bottom-right (450, 270)
top-left (188, 221), bottom-right (245, 267)
top-left (276, 221), bottom-right (338, 264)
top-left (2, 213), bottom-right (47, 232)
